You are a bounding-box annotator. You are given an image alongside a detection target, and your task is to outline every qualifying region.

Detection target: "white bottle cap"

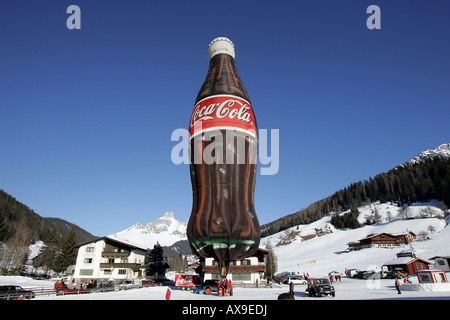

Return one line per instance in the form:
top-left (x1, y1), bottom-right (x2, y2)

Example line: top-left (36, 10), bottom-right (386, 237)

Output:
top-left (208, 37), bottom-right (235, 59)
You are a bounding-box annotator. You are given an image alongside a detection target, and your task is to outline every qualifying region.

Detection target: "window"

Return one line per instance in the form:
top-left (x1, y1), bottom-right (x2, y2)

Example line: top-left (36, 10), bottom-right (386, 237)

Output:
top-left (242, 259), bottom-right (251, 266)
top-left (86, 247), bottom-right (95, 252)
top-left (417, 263), bottom-right (424, 270)
top-left (233, 273), bottom-right (251, 281)
top-left (84, 258), bottom-right (93, 264)
top-left (118, 269), bottom-right (127, 275)
top-left (103, 269), bottom-right (112, 275)
top-left (437, 260), bottom-right (445, 266)
top-left (80, 269), bottom-right (93, 276)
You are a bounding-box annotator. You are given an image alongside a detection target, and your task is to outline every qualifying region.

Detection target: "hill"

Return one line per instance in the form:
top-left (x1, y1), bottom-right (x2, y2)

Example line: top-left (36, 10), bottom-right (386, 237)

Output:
top-left (261, 143), bottom-right (450, 237)
top-left (0, 189), bottom-right (97, 245)
top-left (261, 200), bottom-right (449, 277)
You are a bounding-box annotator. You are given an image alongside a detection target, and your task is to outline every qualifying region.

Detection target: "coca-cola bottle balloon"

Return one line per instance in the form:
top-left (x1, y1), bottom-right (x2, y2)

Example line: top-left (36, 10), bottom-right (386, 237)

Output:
top-left (187, 37), bottom-right (260, 279)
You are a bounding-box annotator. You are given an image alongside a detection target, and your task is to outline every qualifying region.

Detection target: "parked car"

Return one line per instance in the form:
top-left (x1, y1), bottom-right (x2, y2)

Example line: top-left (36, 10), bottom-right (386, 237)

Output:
top-left (142, 279), bottom-right (155, 287)
top-left (274, 272), bottom-right (296, 284)
top-left (354, 270), bottom-right (378, 280)
top-left (0, 285), bottom-right (35, 300)
top-left (130, 279), bottom-right (143, 288)
top-left (202, 280), bottom-right (219, 292)
top-left (288, 276), bottom-right (307, 285)
top-left (118, 280), bottom-right (133, 290)
top-left (305, 278), bottom-right (335, 297)
top-left (91, 283), bottom-right (116, 293)
top-left (345, 268), bottom-right (360, 278)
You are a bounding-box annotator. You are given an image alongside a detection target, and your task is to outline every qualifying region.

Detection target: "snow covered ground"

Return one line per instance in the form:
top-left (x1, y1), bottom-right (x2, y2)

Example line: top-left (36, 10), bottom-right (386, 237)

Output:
top-left (1, 274), bottom-right (450, 300)
top-left (2, 201), bottom-right (449, 302)
top-left (262, 201), bottom-right (449, 279)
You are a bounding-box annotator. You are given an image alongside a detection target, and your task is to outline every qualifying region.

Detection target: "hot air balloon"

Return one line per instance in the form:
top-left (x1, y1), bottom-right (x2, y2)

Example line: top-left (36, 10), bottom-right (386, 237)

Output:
top-left (187, 37), bottom-right (261, 279)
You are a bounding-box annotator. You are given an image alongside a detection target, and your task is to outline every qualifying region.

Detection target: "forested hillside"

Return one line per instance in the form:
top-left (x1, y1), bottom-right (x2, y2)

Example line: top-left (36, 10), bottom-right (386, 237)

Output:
top-left (261, 156), bottom-right (450, 237)
top-left (0, 189), bottom-right (97, 245)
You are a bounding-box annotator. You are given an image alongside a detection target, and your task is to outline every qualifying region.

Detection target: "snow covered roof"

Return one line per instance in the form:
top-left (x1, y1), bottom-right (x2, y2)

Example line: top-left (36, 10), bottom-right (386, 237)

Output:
top-left (359, 231), bottom-right (415, 241)
top-left (429, 256), bottom-right (450, 260)
top-left (383, 257), bottom-right (431, 266)
top-left (76, 236), bottom-right (149, 251)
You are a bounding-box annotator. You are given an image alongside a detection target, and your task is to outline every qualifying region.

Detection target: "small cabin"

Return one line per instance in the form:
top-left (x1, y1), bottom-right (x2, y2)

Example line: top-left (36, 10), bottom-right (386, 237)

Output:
top-left (417, 270), bottom-right (448, 284)
top-left (429, 256), bottom-right (450, 272)
top-left (383, 257), bottom-right (430, 275)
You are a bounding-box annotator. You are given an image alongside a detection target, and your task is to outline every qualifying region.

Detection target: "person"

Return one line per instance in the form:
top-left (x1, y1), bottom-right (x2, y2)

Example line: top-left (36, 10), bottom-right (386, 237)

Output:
top-left (289, 282), bottom-right (294, 295)
top-left (395, 278), bottom-right (401, 294)
top-left (228, 280), bottom-right (233, 296)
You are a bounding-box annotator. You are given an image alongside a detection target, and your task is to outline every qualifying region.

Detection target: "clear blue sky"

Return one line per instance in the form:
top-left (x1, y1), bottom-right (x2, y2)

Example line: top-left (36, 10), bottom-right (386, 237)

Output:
top-left (0, 0), bottom-right (449, 237)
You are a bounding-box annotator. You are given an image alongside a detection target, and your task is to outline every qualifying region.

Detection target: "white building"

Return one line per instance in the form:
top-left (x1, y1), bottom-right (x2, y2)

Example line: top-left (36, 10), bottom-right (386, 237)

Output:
top-left (429, 256), bottom-right (450, 272)
top-left (195, 248), bottom-right (268, 284)
top-left (73, 237), bottom-right (149, 281)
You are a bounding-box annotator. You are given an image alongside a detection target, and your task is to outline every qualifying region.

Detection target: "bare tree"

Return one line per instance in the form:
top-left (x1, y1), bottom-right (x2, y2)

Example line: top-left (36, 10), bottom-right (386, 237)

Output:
top-left (1, 219), bottom-right (32, 274)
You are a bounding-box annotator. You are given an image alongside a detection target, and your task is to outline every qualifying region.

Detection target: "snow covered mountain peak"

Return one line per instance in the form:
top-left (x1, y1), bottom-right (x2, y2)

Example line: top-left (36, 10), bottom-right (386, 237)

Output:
top-left (108, 211), bottom-right (187, 248)
top-left (401, 143), bottom-right (450, 166)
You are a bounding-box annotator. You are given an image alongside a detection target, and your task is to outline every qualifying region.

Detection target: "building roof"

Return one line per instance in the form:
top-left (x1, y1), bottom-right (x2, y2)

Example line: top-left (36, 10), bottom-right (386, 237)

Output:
top-left (359, 231), bottom-right (415, 242)
top-left (383, 257), bottom-right (430, 266)
top-left (429, 256), bottom-right (450, 260)
top-left (75, 236), bottom-right (149, 251)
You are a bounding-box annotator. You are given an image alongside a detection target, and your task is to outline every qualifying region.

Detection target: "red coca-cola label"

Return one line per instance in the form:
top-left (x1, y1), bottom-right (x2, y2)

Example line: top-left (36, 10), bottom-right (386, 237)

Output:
top-left (175, 274), bottom-right (197, 287)
top-left (189, 95), bottom-right (256, 138)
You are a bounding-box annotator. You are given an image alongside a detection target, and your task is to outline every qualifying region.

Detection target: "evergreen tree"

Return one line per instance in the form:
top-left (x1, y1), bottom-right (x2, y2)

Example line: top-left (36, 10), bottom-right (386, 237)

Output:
top-left (0, 203), bottom-right (7, 242)
top-left (54, 227), bottom-right (77, 273)
top-left (146, 242), bottom-right (165, 279)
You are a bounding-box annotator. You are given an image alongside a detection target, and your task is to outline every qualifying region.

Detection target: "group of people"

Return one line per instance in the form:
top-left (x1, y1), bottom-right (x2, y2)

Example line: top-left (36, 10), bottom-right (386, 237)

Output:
top-left (217, 279), bottom-right (233, 296)
top-left (329, 273), bottom-right (342, 283)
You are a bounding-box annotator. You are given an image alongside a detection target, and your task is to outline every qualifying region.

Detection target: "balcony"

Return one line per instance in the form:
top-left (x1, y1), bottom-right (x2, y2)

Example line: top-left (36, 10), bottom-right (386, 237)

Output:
top-left (100, 263), bottom-right (143, 271)
top-left (101, 251), bottom-right (130, 258)
top-left (200, 264), bottom-right (265, 273)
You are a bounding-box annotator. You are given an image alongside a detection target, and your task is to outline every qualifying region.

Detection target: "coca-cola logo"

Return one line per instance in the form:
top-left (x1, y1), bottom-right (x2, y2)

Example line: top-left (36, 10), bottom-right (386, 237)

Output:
top-left (175, 275), bottom-right (195, 286)
top-left (189, 95), bottom-right (255, 136)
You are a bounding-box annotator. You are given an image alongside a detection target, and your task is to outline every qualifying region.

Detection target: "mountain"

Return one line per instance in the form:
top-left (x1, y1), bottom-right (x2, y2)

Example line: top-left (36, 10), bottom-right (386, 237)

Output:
top-left (108, 211), bottom-right (188, 249)
top-left (261, 143), bottom-right (450, 237)
top-left (401, 143), bottom-right (450, 166)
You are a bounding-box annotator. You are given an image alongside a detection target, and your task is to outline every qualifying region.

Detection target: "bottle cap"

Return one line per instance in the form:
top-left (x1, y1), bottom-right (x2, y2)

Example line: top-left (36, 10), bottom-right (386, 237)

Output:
top-left (209, 37), bottom-right (235, 59)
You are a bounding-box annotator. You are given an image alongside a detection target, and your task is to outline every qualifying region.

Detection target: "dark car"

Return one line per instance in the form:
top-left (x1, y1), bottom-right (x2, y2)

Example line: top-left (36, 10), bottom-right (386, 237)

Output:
top-left (305, 278), bottom-right (335, 297)
top-left (202, 280), bottom-right (219, 292)
top-left (91, 283), bottom-right (116, 293)
top-left (0, 285), bottom-right (35, 300)
top-left (354, 270), bottom-right (377, 280)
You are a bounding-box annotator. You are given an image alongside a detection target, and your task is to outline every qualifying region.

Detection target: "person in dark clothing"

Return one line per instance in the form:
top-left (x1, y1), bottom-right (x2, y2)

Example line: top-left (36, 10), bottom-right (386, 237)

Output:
top-left (395, 278), bottom-right (402, 294)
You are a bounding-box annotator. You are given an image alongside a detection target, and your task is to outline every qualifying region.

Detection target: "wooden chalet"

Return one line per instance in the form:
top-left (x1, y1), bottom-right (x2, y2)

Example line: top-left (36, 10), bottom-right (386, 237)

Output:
top-left (347, 232), bottom-right (416, 250)
top-left (383, 256), bottom-right (430, 275)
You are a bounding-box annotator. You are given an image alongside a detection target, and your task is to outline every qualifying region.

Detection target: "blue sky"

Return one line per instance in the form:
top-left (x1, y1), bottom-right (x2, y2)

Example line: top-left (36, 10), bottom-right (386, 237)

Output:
top-left (0, 0), bottom-right (449, 237)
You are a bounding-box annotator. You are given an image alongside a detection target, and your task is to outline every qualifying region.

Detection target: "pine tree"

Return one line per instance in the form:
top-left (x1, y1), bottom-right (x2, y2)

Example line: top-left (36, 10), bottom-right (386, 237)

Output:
top-left (146, 242), bottom-right (165, 279)
top-left (0, 203), bottom-right (7, 242)
top-left (53, 227), bottom-right (77, 273)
